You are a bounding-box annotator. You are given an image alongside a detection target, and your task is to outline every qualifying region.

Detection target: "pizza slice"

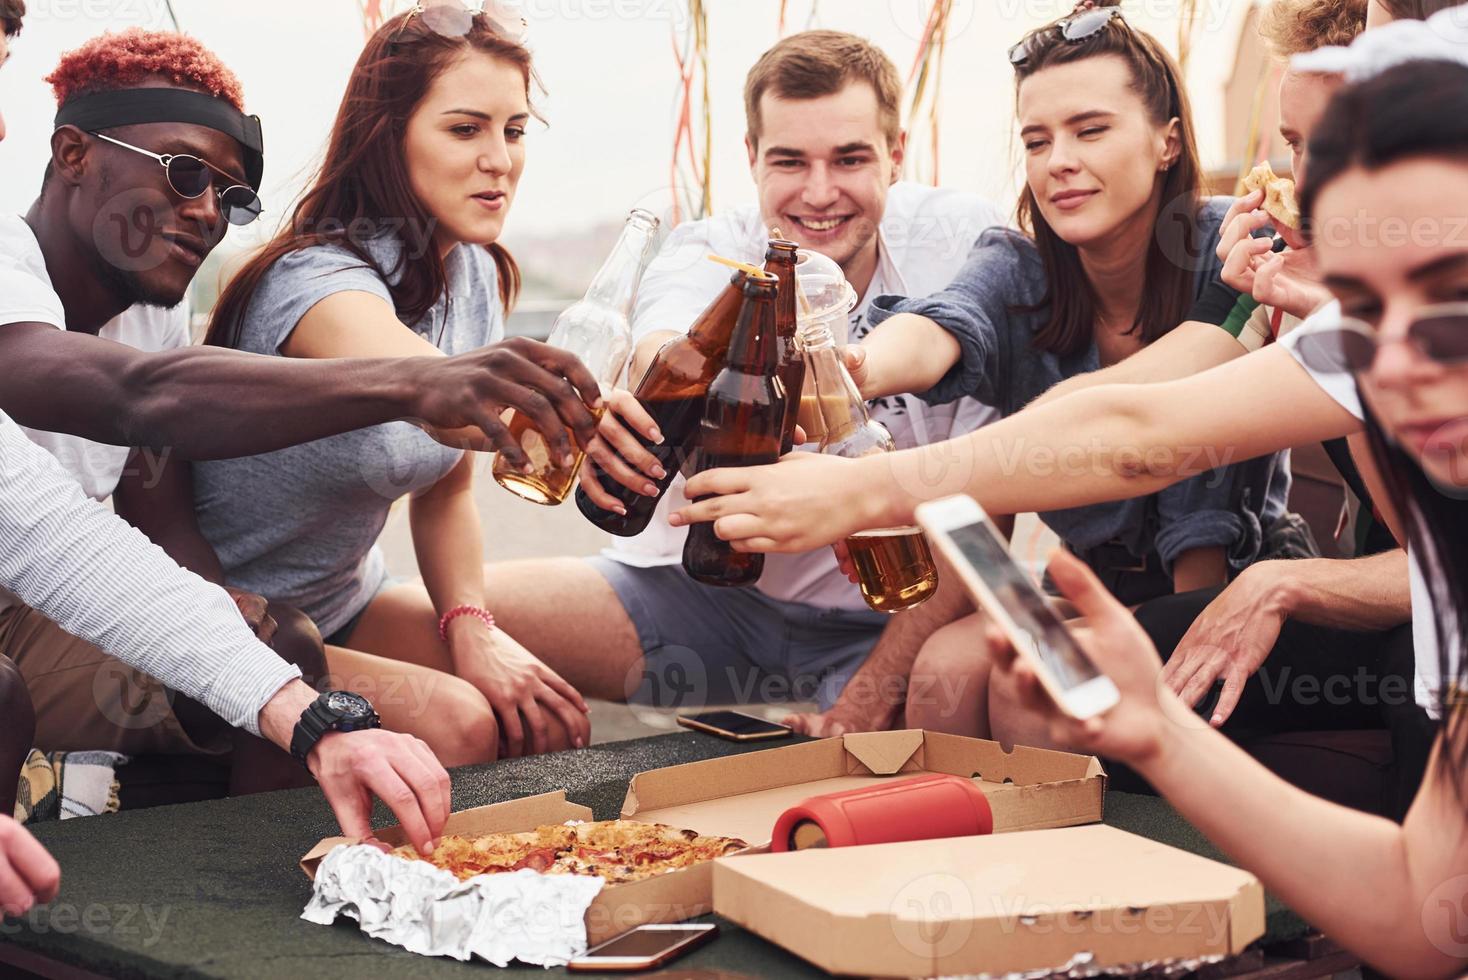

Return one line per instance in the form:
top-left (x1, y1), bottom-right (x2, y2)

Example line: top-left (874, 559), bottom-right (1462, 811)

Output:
top-left (388, 820), bottom-right (748, 884)
top-left (1243, 161), bottom-right (1301, 230)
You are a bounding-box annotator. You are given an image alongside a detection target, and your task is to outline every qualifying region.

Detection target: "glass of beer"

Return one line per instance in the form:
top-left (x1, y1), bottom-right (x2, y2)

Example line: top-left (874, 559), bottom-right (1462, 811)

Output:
top-left (845, 526), bottom-right (940, 613)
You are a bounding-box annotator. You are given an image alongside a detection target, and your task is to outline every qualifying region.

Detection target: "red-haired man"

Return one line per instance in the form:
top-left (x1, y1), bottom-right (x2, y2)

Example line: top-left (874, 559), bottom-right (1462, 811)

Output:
top-left (0, 24), bottom-right (605, 879)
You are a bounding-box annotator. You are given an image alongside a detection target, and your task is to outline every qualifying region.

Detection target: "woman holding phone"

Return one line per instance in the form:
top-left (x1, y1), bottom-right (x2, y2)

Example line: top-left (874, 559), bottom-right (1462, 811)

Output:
top-left (996, 60), bottom-right (1468, 977)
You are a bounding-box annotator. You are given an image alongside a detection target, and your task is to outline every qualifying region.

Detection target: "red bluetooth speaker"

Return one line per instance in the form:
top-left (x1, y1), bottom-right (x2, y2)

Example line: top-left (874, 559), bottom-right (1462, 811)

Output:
top-left (769, 773), bottom-right (993, 852)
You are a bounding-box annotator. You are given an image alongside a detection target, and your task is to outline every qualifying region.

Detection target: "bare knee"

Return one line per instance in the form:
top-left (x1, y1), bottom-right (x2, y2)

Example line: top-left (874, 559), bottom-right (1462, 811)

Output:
top-left (409, 680), bottom-right (499, 769)
top-left (987, 669), bottom-right (1057, 750)
top-left (266, 602), bottom-right (327, 688)
top-left (905, 615), bottom-right (992, 733)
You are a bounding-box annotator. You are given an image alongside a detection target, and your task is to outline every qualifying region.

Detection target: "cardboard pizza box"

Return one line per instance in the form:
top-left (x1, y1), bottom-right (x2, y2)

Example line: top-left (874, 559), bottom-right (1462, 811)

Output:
top-left (300, 790), bottom-right (730, 945)
top-left (712, 824), bottom-right (1266, 977)
top-left (620, 729), bottom-right (1106, 844)
top-left (300, 731), bottom-right (1104, 947)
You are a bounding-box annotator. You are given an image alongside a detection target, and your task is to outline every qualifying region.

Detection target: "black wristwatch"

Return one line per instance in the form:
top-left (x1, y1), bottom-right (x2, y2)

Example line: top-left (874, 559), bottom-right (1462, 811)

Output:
top-left (290, 691), bottom-right (381, 766)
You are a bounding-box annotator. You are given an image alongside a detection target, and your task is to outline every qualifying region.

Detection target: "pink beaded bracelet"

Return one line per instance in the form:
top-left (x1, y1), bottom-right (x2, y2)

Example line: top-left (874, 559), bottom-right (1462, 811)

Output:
top-left (438, 604), bottom-right (496, 641)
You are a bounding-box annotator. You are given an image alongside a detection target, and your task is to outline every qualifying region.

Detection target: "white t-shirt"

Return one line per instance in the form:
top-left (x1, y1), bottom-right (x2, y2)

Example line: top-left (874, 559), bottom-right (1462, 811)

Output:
top-left (1282, 302), bottom-right (1457, 717)
top-left (0, 214), bottom-right (193, 501)
top-left (0, 213), bottom-right (192, 616)
top-left (604, 182), bottom-right (1005, 610)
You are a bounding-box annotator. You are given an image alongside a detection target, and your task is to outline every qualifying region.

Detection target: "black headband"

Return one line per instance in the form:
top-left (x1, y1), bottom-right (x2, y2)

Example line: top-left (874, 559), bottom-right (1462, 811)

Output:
top-left (54, 88), bottom-right (265, 191)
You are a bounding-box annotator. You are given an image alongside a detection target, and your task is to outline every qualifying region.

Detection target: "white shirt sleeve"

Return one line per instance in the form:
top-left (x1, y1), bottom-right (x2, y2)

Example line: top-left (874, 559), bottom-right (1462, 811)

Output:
top-left (0, 412), bottom-right (300, 735)
top-left (1279, 299), bottom-right (1365, 421)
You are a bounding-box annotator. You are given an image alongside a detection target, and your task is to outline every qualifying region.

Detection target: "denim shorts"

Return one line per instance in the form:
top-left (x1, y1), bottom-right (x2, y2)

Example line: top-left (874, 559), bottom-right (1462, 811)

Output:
top-left (586, 558), bottom-right (889, 711)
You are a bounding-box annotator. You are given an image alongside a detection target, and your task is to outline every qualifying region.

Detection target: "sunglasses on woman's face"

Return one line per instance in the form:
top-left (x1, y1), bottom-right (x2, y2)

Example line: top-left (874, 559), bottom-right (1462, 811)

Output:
top-left (89, 131), bottom-right (263, 227)
top-left (1008, 6), bottom-right (1123, 67)
top-left (1292, 303), bottom-right (1468, 375)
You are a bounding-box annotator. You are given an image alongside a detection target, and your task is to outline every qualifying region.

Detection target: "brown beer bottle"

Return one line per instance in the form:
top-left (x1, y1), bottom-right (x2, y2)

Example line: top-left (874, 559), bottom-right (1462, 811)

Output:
top-left (764, 240), bottom-right (804, 456)
top-left (682, 274), bottom-right (786, 588)
top-left (804, 318), bottom-right (940, 613)
top-left (574, 271), bottom-right (748, 536)
top-left (492, 209), bottom-right (659, 505)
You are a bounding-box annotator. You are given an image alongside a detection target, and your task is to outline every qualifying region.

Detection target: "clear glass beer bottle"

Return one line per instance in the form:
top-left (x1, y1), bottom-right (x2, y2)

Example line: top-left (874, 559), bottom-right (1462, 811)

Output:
top-left (804, 318), bottom-right (940, 613)
top-left (492, 208), bottom-right (659, 504)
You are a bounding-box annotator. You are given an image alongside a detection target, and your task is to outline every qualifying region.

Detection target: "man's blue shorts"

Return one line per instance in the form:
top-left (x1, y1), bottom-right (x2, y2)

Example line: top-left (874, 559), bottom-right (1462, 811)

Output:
top-left (587, 558), bottom-right (889, 711)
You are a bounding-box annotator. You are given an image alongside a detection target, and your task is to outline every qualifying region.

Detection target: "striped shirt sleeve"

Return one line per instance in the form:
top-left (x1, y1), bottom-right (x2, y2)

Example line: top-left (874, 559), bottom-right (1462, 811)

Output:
top-left (0, 412), bottom-right (300, 736)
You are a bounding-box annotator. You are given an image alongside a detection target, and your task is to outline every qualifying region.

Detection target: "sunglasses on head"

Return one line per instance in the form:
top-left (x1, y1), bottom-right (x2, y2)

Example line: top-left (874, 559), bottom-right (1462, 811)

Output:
top-left (89, 131), bottom-right (263, 227)
top-left (1009, 5), bottom-right (1123, 67)
top-left (394, 0), bottom-right (528, 44)
top-left (1292, 303), bottom-right (1468, 375)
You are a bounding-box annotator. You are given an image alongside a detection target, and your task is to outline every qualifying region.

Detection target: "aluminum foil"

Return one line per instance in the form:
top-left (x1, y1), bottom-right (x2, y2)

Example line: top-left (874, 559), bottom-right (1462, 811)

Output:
top-left (302, 843), bottom-right (605, 966)
top-left (935, 949), bottom-right (1230, 979)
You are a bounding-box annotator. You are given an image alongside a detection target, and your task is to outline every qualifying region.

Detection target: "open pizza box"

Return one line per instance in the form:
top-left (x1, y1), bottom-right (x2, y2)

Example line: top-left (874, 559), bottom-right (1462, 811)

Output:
top-left (619, 728), bottom-right (1106, 843)
top-left (712, 824), bottom-right (1266, 977)
top-left (300, 730), bottom-right (1104, 946)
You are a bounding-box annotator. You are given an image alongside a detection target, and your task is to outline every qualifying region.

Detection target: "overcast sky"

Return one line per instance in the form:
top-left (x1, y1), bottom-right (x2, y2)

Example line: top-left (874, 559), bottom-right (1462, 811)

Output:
top-left (0, 0), bottom-right (1249, 249)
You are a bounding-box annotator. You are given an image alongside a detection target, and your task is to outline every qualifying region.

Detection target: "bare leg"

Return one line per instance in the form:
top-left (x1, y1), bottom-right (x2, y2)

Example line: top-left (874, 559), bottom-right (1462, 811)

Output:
top-left (903, 613), bottom-right (994, 738)
top-left (348, 559), bottom-right (646, 704)
top-left (0, 656), bottom-right (34, 817)
top-left (325, 646), bottom-right (501, 767)
top-left (987, 658), bottom-right (1066, 750)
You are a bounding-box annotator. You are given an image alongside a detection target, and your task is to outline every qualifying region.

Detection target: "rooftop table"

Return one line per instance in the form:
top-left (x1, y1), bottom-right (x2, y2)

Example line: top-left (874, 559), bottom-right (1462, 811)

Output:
top-left (2, 733), bottom-right (1336, 979)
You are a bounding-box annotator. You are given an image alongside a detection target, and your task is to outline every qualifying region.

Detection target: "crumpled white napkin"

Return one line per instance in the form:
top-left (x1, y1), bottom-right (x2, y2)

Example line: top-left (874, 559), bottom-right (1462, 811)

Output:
top-left (302, 844), bottom-right (605, 967)
top-left (1293, 2), bottom-right (1468, 80)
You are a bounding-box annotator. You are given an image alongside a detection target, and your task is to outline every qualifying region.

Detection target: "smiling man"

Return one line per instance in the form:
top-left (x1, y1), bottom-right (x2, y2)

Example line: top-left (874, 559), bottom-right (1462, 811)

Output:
top-left (479, 31), bottom-right (1004, 731)
top-left (0, 26), bottom-right (604, 851)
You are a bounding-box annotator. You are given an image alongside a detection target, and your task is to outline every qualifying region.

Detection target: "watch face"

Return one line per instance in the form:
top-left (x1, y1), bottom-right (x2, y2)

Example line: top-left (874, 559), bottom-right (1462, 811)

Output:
top-left (325, 691), bottom-right (371, 719)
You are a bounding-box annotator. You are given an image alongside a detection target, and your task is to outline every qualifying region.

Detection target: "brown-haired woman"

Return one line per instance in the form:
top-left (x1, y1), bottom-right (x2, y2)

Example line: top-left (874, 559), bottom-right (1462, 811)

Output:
top-left (194, 4), bottom-right (591, 764)
top-left (831, 0), bottom-right (1293, 607)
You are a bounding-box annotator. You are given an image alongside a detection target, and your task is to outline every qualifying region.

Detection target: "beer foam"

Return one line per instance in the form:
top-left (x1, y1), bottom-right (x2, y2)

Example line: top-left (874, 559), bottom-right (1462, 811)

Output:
top-left (850, 526), bottom-right (924, 538)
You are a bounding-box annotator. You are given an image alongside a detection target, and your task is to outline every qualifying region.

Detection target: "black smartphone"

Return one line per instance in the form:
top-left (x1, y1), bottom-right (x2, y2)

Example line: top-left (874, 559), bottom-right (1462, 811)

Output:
top-left (676, 710), bottom-right (793, 742)
top-left (567, 923), bottom-right (718, 972)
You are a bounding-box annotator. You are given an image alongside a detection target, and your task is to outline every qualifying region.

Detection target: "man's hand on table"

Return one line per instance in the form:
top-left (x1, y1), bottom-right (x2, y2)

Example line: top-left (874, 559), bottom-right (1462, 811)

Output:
top-left (0, 815), bottom-right (60, 917)
top-left (259, 681), bottom-right (451, 855)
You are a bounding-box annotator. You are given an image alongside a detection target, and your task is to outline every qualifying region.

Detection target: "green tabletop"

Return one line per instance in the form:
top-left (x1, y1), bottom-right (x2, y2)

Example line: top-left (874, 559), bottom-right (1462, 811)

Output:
top-left (1, 733), bottom-right (1302, 978)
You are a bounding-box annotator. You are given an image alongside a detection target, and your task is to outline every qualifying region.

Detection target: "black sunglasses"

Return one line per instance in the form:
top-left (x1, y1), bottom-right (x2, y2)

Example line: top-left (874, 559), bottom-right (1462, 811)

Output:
top-left (90, 131), bottom-right (263, 227)
top-left (1009, 6), bottom-right (1124, 67)
top-left (1292, 303), bottom-right (1468, 374)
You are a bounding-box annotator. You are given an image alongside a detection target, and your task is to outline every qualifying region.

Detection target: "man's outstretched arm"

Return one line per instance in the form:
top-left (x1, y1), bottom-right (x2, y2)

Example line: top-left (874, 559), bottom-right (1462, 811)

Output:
top-left (0, 412), bottom-right (449, 851)
top-left (0, 323), bottom-right (602, 466)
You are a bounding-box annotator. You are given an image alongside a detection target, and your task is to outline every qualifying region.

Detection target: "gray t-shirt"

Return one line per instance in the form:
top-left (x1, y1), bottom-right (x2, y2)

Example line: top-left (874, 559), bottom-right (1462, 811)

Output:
top-left (870, 197), bottom-right (1291, 573)
top-left (193, 236), bottom-right (504, 635)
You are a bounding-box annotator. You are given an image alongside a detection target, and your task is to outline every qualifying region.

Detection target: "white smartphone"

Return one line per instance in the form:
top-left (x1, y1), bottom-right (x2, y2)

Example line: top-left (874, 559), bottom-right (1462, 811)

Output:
top-left (915, 495), bottom-right (1120, 720)
top-left (567, 923), bottom-right (718, 972)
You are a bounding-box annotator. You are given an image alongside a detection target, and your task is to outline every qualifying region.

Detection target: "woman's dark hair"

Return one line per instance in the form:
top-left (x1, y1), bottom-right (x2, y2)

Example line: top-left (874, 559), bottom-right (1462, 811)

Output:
top-left (1303, 58), bottom-right (1468, 781)
top-left (1009, 0), bottom-right (1205, 357)
top-left (1360, 402), bottom-right (1468, 783)
top-left (1301, 60), bottom-right (1468, 228)
top-left (1, 0), bottom-right (25, 37)
top-left (208, 10), bottom-right (537, 347)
